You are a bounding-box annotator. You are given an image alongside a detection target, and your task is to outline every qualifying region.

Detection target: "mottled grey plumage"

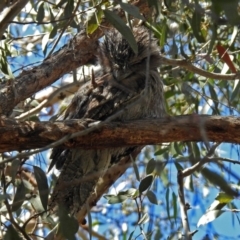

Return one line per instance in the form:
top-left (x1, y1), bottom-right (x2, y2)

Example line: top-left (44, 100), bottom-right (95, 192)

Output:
top-left (49, 27), bottom-right (166, 215)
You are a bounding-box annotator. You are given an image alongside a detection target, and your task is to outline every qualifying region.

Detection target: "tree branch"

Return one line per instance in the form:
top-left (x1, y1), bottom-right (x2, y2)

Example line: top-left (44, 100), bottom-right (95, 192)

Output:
top-left (159, 55), bottom-right (240, 80)
top-left (0, 31), bottom-right (99, 116)
top-left (0, 0), bottom-right (30, 39)
top-left (15, 81), bottom-right (81, 120)
top-left (177, 170), bottom-right (192, 240)
top-left (0, 115), bottom-right (239, 153)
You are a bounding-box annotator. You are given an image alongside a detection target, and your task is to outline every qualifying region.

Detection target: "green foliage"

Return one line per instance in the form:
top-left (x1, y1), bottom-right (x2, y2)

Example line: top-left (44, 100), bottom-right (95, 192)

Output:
top-left (139, 174), bottom-right (154, 193)
top-left (118, 2), bottom-right (145, 21)
top-left (3, 225), bottom-right (22, 240)
top-left (37, 2), bottom-right (45, 23)
top-left (10, 160), bottom-right (20, 183)
top-left (190, 8), bottom-right (205, 43)
top-left (0, 0), bottom-right (239, 239)
top-left (202, 167), bottom-right (238, 197)
top-left (11, 180), bottom-right (26, 212)
top-left (146, 190), bottom-right (158, 205)
top-left (33, 166), bottom-right (49, 211)
top-left (103, 10), bottom-right (138, 54)
top-left (86, 7), bottom-right (103, 34)
top-left (146, 158), bottom-right (156, 174)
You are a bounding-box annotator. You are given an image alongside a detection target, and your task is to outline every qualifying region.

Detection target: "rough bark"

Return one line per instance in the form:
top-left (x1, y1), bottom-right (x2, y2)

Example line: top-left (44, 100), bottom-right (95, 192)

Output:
top-left (0, 32), bottom-right (99, 116)
top-left (0, 115), bottom-right (239, 153)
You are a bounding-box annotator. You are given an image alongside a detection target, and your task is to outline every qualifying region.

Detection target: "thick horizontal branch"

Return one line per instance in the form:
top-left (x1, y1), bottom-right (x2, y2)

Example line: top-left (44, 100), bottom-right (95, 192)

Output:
top-left (0, 115), bottom-right (239, 152)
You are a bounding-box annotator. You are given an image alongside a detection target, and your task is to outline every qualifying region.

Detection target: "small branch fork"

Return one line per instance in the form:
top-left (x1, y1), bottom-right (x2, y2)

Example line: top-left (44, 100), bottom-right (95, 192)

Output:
top-left (176, 143), bottom-right (239, 239)
top-left (177, 170), bottom-right (192, 240)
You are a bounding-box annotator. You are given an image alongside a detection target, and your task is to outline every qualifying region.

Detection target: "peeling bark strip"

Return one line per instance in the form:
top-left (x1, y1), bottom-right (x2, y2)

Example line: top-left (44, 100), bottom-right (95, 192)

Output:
top-left (0, 115), bottom-right (239, 152)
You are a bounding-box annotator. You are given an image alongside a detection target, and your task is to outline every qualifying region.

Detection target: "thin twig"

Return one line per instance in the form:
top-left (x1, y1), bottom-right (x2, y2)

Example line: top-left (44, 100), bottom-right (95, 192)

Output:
top-left (177, 170), bottom-right (192, 240)
top-left (15, 82), bottom-right (80, 120)
top-left (159, 55), bottom-right (240, 81)
top-left (206, 143), bottom-right (221, 157)
top-left (22, 211), bottom-right (46, 231)
top-left (46, 0), bottom-right (82, 58)
top-left (2, 171), bottom-right (31, 240)
top-left (182, 156), bottom-right (240, 178)
top-left (3, 85), bottom-right (146, 164)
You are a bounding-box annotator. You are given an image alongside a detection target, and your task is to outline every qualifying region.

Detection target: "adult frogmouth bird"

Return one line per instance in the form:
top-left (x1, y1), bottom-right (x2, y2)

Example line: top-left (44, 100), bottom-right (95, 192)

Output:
top-left (49, 27), bottom-right (166, 216)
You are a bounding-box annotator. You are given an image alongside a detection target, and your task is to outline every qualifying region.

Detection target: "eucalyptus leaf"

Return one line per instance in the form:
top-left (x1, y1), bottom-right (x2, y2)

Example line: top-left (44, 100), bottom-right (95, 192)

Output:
top-left (12, 180), bottom-right (26, 212)
top-left (104, 194), bottom-right (128, 204)
top-left (215, 192), bottom-right (234, 204)
top-left (119, 2), bottom-right (145, 20)
top-left (197, 210), bottom-right (226, 227)
top-left (172, 192), bottom-right (177, 220)
top-left (230, 79), bottom-right (240, 102)
top-left (118, 188), bottom-right (137, 197)
top-left (103, 10), bottom-right (138, 54)
top-left (166, 188), bottom-right (170, 220)
top-left (37, 2), bottom-right (45, 23)
top-left (131, 156), bottom-right (140, 181)
top-left (34, 166), bottom-right (49, 211)
top-left (11, 159), bottom-right (20, 183)
top-left (64, 0), bottom-right (74, 19)
top-left (58, 206), bottom-right (78, 240)
top-left (146, 158), bottom-right (156, 174)
top-left (49, 25), bottom-right (58, 39)
top-left (147, 190), bottom-right (158, 205)
top-left (139, 175), bottom-right (153, 193)
top-left (190, 9), bottom-right (205, 43)
top-left (202, 168), bottom-right (238, 197)
top-left (30, 194), bottom-right (45, 213)
top-left (87, 8), bottom-right (103, 34)
top-left (138, 213), bottom-right (149, 225)
top-left (174, 162), bottom-right (183, 171)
